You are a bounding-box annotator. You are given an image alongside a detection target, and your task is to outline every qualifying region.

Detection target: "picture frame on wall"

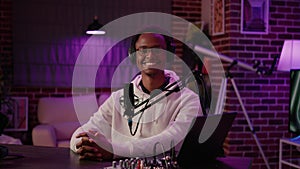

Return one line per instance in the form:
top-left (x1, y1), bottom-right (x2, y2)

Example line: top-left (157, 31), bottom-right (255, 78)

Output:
top-left (2, 97), bottom-right (28, 131)
top-left (212, 0), bottom-right (225, 35)
top-left (241, 0), bottom-right (269, 34)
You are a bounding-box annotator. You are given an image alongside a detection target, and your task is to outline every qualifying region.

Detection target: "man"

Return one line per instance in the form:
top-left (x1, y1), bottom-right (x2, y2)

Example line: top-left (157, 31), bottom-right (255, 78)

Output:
top-left (70, 29), bottom-right (202, 161)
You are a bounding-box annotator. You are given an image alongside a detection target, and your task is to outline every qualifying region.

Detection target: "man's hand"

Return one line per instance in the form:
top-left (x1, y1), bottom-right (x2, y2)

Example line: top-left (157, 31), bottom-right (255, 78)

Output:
top-left (75, 132), bottom-right (113, 161)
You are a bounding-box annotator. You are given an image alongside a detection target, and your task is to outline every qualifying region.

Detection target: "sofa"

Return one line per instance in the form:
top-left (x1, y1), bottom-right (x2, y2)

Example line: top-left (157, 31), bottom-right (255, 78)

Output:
top-left (32, 93), bottom-right (110, 148)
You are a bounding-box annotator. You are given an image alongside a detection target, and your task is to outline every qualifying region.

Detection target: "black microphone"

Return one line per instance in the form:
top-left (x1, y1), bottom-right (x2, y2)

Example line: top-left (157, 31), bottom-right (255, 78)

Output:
top-left (122, 73), bottom-right (191, 136)
top-left (123, 83), bottom-right (135, 118)
top-left (123, 83), bottom-right (135, 131)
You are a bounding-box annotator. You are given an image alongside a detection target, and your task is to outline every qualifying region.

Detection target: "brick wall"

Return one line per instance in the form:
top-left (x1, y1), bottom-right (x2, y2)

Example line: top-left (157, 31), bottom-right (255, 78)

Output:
top-left (210, 1), bottom-right (300, 169)
top-left (171, 0), bottom-right (202, 76)
top-left (1, 0), bottom-right (299, 168)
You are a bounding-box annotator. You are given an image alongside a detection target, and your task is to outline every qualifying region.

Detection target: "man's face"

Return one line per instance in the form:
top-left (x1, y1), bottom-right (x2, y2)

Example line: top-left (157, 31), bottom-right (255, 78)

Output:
top-left (135, 33), bottom-right (167, 75)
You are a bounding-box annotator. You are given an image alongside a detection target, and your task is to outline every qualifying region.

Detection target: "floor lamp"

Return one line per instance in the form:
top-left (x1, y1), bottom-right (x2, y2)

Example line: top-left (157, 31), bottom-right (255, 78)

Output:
top-left (194, 45), bottom-right (277, 169)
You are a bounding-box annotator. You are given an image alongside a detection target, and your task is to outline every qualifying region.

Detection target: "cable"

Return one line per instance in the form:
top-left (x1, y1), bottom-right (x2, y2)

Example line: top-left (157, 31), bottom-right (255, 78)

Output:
top-left (132, 72), bottom-right (194, 118)
top-left (153, 141), bottom-right (168, 169)
top-left (127, 71), bottom-right (200, 136)
top-left (129, 99), bottom-right (149, 136)
top-left (170, 139), bottom-right (175, 161)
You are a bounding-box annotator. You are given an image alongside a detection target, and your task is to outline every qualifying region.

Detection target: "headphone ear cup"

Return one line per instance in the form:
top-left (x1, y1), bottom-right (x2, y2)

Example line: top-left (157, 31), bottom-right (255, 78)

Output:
top-left (130, 53), bottom-right (136, 63)
top-left (170, 44), bottom-right (176, 53)
top-left (166, 41), bottom-right (176, 63)
top-left (128, 48), bottom-right (136, 64)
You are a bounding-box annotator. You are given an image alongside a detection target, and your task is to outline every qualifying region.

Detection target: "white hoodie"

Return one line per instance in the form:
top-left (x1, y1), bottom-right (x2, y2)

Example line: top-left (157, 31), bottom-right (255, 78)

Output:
top-left (70, 70), bottom-right (202, 158)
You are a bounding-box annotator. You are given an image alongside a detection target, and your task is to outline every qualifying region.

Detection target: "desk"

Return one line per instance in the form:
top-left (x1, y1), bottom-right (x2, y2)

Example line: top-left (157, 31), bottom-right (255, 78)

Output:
top-left (0, 144), bottom-right (251, 169)
top-left (0, 144), bottom-right (111, 169)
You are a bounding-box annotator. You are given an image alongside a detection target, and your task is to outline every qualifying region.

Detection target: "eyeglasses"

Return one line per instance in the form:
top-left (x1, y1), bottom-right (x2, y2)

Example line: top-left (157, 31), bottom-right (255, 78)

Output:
top-left (136, 48), bottom-right (165, 56)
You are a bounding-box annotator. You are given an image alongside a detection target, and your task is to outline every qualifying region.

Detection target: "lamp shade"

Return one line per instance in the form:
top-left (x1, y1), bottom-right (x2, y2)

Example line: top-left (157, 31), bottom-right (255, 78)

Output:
top-left (277, 40), bottom-right (300, 71)
top-left (86, 16), bottom-right (106, 35)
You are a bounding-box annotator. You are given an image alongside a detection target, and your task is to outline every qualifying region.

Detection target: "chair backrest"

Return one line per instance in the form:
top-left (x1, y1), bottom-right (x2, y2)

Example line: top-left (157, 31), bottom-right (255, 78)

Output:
top-left (98, 92), bottom-right (111, 106)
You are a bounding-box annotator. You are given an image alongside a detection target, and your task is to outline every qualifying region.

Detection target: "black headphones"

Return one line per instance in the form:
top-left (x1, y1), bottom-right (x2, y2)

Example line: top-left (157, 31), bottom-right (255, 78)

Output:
top-left (128, 28), bottom-right (176, 64)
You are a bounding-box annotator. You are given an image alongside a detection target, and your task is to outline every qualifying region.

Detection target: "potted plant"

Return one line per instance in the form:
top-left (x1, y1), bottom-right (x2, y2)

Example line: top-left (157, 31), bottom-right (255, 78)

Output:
top-left (0, 65), bottom-right (16, 131)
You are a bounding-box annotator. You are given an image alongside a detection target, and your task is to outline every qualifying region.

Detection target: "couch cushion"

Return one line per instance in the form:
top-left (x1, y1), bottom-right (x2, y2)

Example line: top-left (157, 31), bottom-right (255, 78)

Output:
top-left (38, 95), bottom-right (98, 124)
top-left (57, 140), bottom-right (71, 148)
top-left (53, 122), bottom-right (80, 140)
top-left (32, 124), bottom-right (56, 147)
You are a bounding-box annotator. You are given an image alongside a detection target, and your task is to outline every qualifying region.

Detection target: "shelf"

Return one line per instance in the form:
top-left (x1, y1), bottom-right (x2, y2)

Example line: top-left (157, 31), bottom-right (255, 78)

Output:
top-left (279, 138), bottom-right (300, 169)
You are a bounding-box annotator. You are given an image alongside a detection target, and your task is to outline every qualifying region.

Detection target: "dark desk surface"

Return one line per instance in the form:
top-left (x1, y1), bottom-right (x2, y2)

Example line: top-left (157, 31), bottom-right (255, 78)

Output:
top-left (0, 144), bottom-right (251, 169)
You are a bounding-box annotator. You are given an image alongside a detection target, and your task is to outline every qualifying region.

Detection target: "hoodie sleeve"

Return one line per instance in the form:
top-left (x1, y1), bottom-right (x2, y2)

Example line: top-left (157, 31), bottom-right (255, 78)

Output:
top-left (70, 93), bottom-right (115, 153)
